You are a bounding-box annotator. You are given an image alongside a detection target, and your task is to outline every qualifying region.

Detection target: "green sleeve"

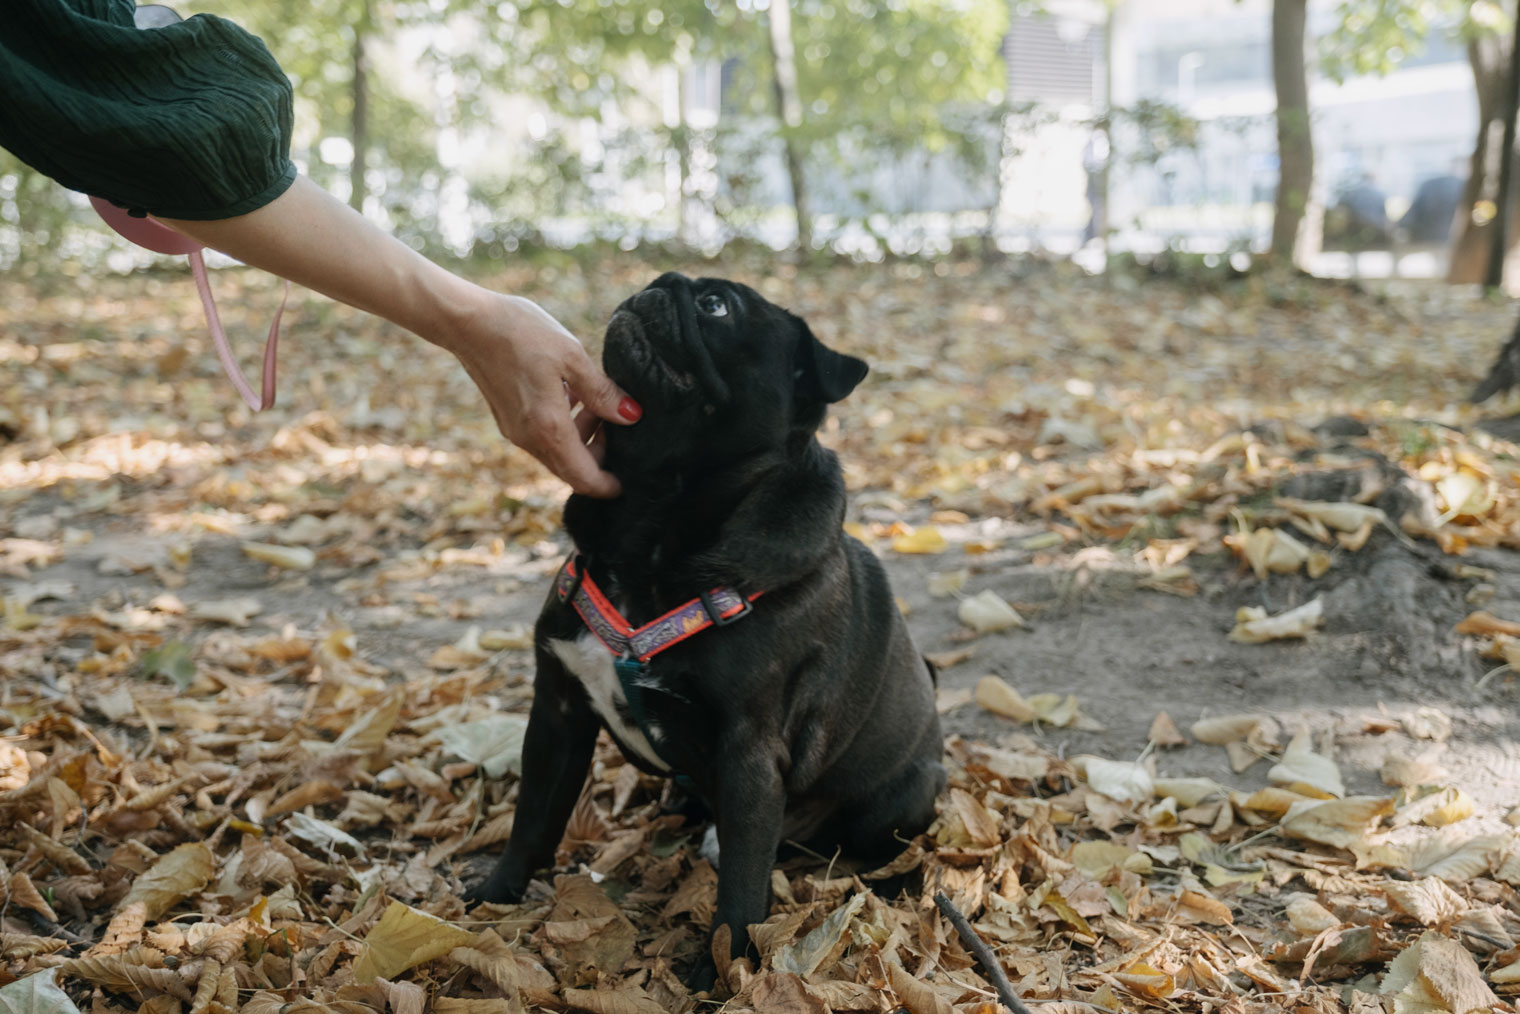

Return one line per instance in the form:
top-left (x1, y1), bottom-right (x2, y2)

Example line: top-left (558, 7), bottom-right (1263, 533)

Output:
top-left (0, 0), bottom-right (297, 220)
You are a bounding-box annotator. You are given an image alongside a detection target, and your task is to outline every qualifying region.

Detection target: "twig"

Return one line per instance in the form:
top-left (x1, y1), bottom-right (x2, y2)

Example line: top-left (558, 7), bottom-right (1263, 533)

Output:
top-left (933, 891), bottom-right (1034, 1014)
top-left (1476, 663), bottom-right (1513, 692)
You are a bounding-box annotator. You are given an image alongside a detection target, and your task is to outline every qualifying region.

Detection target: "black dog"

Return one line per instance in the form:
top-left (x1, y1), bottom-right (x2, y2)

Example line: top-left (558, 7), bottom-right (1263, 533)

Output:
top-left (469, 273), bottom-right (945, 981)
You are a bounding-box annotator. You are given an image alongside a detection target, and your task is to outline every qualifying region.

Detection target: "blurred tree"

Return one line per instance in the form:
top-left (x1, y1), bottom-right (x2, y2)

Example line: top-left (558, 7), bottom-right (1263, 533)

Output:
top-left (767, 0), bottom-right (812, 251)
top-left (1270, 0), bottom-right (1315, 268)
top-left (785, 0), bottom-right (1009, 247)
top-left (1321, 0), bottom-right (1511, 283)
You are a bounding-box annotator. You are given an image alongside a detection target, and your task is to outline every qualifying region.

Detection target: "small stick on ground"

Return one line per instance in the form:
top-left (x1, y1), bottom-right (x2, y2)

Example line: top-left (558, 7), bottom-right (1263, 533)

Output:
top-left (933, 891), bottom-right (1034, 1014)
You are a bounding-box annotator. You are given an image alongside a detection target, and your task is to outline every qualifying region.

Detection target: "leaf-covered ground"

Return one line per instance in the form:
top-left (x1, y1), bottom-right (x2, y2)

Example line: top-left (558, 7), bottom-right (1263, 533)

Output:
top-left (6, 255), bottom-right (1520, 1013)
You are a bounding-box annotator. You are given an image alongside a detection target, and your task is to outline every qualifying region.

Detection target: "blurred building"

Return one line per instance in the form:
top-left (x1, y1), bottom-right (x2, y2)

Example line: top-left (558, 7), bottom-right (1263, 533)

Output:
top-left (998, 0), bottom-right (1477, 266)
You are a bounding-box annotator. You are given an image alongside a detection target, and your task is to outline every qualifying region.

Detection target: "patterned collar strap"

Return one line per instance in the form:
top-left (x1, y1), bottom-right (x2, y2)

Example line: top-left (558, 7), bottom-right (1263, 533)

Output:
top-left (555, 555), bottom-right (759, 662)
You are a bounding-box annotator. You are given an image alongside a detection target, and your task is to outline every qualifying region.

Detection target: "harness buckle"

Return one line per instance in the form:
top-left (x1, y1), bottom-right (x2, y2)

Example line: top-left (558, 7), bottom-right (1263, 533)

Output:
top-left (700, 589), bottom-right (752, 627)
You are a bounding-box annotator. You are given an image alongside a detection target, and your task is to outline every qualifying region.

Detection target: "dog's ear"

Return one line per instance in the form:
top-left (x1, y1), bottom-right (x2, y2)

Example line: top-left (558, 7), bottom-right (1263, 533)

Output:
top-left (796, 321), bottom-right (868, 404)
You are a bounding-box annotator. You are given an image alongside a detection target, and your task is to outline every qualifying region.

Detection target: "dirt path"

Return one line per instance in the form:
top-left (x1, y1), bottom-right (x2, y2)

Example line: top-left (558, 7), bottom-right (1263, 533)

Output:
top-left (14, 481), bottom-right (1520, 813)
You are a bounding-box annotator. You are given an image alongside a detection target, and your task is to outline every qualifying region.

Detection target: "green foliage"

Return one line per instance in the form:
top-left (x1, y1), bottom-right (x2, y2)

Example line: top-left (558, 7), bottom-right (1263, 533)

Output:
top-left (785, 0), bottom-right (1010, 198)
top-left (0, 152), bottom-right (88, 277)
top-left (3, 0), bottom-right (1014, 269)
top-left (1320, 0), bottom-right (1506, 82)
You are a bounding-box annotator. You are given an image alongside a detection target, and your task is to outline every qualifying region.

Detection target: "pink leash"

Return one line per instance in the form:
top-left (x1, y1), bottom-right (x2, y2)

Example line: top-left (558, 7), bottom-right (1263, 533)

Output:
top-left (91, 195), bottom-right (285, 412)
top-left (188, 249), bottom-right (285, 410)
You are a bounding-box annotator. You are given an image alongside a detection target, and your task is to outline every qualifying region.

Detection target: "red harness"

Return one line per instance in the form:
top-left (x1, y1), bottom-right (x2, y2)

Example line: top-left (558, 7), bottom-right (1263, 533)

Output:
top-left (555, 555), bottom-right (761, 663)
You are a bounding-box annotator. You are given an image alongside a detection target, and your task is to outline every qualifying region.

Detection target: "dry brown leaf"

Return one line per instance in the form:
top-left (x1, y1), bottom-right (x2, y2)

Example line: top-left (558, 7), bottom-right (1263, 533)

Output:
top-left (887, 959), bottom-right (954, 1014)
top-left (1268, 730), bottom-right (1344, 798)
top-left (448, 929), bottom-right (522, 1006)
top-left (1177, 889), bottom-right (1233, 925)
top-left (91, 900), bottom-right (148, 957)
top-left (241, 541), bottom-right (316, 570)
top-left (774, 894), bottom-right (866, 978)
top-left (1285, 896), bottom-right (1340, 935)
top-left (1382, 876), bottom-right (1468, 927)
top-left (749, 972), bottom-right (829, 1014)
top-left (1380, 932), bottom-right (1497, 1014)
top-left (17, 821), bottom-right (91, 874)
top-left (57, 948), bottom-right (193, 1002)
top-left (949, 788), bottom-right (1002, 847)
top-left (561, 988), bottom-right (665, 1014)
top-left (1229, 597), bottom-right (1323, 643)
top-left (1147, 711), bottom-right (1186, 747)
top-left (1281, 796), bottom-right (1394, 849)
top-left (8, 871), bottom-right (58, 923)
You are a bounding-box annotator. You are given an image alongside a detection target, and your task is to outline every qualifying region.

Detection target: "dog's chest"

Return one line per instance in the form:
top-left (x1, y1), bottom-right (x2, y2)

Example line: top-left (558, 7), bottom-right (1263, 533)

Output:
top-left (549, 632), bottom-right (672, 772)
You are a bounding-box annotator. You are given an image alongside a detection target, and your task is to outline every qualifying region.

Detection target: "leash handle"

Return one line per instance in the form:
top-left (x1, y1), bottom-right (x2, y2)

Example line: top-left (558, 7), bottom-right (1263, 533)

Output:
top-left (188, 249), bottom-right (286, 411)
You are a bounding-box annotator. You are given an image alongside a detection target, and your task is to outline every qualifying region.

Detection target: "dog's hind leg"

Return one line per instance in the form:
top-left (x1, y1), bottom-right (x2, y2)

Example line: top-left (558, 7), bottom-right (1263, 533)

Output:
top-left (468, 647), bottom-right (599, 904)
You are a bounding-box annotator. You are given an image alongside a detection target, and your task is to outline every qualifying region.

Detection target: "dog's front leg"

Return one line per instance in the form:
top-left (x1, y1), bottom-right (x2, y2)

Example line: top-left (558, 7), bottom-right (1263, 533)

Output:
top-left (712, 750), bottom-right (786, 962)
top-left (469, 646), bottom-right (598, 903)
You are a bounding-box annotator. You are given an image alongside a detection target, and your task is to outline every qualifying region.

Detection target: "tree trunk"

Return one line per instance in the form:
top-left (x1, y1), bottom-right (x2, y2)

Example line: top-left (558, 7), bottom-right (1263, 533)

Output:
top-left (1450, 32), bottom-right (1514, 284)
top-left (350, 0), bottom-right (371, 213)
top-left (1269, 0), bottom-right (1313, 268)
top-left (766, 0), bottom-right (811, 252)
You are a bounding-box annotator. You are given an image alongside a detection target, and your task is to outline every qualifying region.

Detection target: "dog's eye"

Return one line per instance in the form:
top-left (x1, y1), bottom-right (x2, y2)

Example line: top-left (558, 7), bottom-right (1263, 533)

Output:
top-left (697, 293), bottom-right (728, 318)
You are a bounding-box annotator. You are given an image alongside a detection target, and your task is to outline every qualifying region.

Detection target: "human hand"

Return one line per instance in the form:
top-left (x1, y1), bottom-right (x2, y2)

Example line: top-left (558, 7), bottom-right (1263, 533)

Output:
top-left (444, 291), bottom-right (640, 498)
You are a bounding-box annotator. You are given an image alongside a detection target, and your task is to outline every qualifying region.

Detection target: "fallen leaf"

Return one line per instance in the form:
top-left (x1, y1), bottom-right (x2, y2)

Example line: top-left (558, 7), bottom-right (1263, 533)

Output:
top-left (974, 675), bottom-right (1036, 722)
top-left (1080, 756), bottom-right (1153, 805)
top-left (1147, 711), bottom-right (1187, 747)
top-left (189, 597), bottom-right (262, 626)
top-left (957, 589), bottom-right (1025, 632)
top-left (119, 842), bottom-right (213, 921)
top-left (1281, 796), bottom-right (1394, 849)
top-left (241, 541), bottom-right (317, 570)
top-left (890, 525), bottom-right (947, 555)
top-left (0, 970), bottom-right (80, 1014)
top-left (431, 715), bottom-right (529, 778)
top-left (353, 902), bottom-right (476, 984)
top-left (1268, 731), bottom-right (1344, 798)
top-left (1228, 597), bottom-right (1323, 643)
top-left (1382, 877), bottom-right (1467, 926)
top-left (1380, 931), bottom-right (1496, 1014)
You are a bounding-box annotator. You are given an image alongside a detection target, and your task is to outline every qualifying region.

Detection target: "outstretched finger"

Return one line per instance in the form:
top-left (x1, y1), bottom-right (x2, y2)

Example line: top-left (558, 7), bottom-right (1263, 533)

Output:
top-left (565, 349), bottom-right (640, 426)
top-left (535, 409), bottom-right (620, 498)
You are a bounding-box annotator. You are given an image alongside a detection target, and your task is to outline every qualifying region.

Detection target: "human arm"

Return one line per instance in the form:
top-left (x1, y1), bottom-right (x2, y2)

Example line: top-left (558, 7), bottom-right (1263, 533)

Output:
top-left (161, 176), bottom-right (638, 497)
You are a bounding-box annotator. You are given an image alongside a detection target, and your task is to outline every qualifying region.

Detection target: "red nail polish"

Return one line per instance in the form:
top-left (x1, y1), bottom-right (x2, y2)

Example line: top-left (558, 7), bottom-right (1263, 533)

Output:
top-left (618, 397), bottom-right (642, 422)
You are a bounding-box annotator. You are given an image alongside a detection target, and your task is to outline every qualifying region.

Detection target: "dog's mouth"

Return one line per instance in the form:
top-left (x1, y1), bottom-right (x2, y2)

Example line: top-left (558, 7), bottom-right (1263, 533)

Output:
top-left (604, 306), bottom-right (698, 395)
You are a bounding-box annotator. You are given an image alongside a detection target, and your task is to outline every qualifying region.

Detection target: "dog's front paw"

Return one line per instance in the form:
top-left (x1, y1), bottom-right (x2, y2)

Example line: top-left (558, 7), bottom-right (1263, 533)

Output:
top-left (683, 953), bottom-right (719, 996)
top-left (464, 868), bottom-right (526, 907)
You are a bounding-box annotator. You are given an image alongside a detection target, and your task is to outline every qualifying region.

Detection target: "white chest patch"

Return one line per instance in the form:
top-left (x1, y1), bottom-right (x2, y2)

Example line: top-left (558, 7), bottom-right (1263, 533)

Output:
top-left (549, 633), bottom-right (671, 772)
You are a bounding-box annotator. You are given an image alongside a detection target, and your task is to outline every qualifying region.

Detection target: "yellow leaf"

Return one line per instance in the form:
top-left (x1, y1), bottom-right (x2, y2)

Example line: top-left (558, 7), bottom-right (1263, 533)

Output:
top-left (974, 675), bottom-right (1035, 722)
top-left (352, 902), bottom-right (476, 984)
top-left (335, 689), bottom-right (404, 751)
top-left (890, 525), bottom-right (948, 554)
top-left (1042, 891), bottom-right (1096, 942)
top-left (1113, 962), bottom-right (1173, 999)
top-left (120, 842), bottom-right (214, 921)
